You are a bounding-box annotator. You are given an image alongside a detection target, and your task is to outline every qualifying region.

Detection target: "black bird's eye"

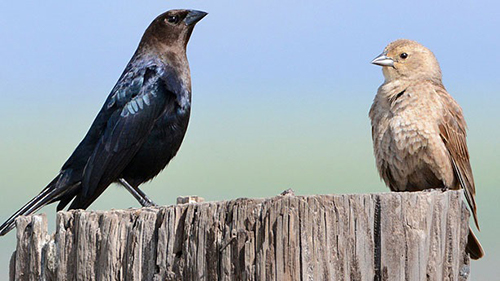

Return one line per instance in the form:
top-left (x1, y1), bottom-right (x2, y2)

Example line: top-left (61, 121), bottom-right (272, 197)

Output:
top-left (400, 53), bottom-right (408, 59)
top-left (166, 15), bottom-right (179, 24)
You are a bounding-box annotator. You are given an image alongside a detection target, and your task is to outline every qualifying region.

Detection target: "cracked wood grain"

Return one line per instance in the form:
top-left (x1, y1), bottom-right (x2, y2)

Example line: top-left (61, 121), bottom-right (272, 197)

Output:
top-left (10, 190), bottom-right (471, 281)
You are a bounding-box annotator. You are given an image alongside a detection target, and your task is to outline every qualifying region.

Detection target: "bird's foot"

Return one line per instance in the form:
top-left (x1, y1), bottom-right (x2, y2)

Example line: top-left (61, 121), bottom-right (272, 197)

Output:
top-left (422, 187), bottom-right (447, 193)
top-left (140, 198), bottom-right (159, 208)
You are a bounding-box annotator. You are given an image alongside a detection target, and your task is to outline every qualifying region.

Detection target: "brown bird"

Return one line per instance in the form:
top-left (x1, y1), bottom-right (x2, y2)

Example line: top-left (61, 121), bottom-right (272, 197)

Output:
top-left (369, 39), bottom-right (484, 259)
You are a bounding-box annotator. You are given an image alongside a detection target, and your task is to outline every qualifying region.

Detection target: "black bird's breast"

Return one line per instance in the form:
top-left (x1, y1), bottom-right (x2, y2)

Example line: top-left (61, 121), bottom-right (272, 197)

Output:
top-left (118, 57), bottom-right (192, 186)
top-left (121, 106), bottom-right (190, 186)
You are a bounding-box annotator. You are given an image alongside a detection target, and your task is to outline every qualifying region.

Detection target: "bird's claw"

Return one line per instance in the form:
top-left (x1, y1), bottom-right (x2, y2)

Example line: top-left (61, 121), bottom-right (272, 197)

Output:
top-left (140, 200), bottom-right (158, 208)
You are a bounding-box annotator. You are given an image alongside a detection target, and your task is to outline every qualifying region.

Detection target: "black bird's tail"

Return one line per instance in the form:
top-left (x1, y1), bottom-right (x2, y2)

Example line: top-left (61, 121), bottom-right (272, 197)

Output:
top-left (0, 175), bottom-right (67, 236)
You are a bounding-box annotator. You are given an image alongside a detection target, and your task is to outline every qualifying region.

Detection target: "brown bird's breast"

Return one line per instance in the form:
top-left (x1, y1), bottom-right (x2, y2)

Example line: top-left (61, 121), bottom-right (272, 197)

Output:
top-left (370, 80), bottom-right (455, 191)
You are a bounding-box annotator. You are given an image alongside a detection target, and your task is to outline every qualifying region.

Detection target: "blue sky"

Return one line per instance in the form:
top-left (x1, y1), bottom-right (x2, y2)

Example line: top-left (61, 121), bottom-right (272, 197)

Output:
top-left (0, 1), bottom-right (499, 279)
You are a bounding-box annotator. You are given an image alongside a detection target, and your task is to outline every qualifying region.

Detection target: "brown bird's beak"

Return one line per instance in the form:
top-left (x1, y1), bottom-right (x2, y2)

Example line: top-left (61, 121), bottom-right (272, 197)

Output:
top-left (184, 10), bottom-right (208, 26)
top-left (371, 52), bottom-right (394, 67)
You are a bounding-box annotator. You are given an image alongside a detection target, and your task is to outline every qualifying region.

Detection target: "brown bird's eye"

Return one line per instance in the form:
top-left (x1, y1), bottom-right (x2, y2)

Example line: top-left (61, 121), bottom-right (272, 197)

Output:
top-left (400, 53), bottom-right (408, 59)
top-left (167, 15), bottom-right (179, 24)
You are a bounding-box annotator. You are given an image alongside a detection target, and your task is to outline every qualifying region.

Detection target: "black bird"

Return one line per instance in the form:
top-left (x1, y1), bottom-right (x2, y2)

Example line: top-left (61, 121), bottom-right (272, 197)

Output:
top-left (0, 9), bottom-right (207, 236)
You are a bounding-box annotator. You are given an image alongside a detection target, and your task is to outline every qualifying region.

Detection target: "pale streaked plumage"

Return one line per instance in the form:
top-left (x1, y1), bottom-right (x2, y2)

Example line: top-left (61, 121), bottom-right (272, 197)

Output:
top-left (369, 39), bottom-right (483, 259)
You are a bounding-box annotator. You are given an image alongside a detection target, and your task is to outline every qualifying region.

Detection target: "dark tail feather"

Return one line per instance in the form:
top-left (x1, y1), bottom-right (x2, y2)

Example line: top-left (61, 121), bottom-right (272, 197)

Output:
top-left (462, 185), bottom-right (480, 230)
top-left (0, 176), bottom-right (64, 236)
top-left (466, 227), bottom-right (484, 260)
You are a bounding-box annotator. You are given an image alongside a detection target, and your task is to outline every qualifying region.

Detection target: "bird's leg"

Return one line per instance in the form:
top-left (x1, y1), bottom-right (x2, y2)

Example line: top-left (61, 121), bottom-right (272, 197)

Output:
top-left (118, 178), bottom-right (158, 207)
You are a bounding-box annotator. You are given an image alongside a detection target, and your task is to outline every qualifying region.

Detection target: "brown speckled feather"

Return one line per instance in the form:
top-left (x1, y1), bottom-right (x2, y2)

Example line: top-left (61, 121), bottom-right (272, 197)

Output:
top-left (437, 86), bottom-right (478, 229)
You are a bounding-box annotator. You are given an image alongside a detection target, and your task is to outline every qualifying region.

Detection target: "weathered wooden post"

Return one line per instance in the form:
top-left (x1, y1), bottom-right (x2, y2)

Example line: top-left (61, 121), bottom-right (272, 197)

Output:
top-left (9, 190), bottom-right (471, 280)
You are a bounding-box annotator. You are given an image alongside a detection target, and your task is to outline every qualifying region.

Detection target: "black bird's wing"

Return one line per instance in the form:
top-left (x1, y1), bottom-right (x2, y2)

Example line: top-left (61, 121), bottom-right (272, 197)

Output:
top-left (64, 59), bottom-right (179, 210)
top-left (0, 59), bottom-right (184, 235)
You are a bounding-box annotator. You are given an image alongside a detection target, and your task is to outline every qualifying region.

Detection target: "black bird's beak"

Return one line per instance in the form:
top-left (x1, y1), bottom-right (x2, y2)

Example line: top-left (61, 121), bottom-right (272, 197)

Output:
top-left (371, 51), bottom-right (394, 67)
top-left (184, 10), bottom-right (208, 26)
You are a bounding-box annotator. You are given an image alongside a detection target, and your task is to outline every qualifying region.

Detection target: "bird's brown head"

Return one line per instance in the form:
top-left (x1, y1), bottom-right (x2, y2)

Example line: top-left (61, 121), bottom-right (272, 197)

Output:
top-left (140, 9), bottom-right (207, 51)
top-left (371, 39), bottom-right (442, 83)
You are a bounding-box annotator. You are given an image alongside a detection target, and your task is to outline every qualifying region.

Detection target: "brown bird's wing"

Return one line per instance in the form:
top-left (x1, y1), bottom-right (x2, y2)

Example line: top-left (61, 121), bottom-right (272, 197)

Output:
top-left (437, 88), bottom-right (479, 230)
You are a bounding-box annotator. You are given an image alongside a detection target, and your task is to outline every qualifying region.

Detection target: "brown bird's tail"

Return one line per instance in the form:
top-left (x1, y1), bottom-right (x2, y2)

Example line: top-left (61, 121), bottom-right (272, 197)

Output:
top-left (467, 227), bottom-right (484, 260)
top-left (0, 175), bottom-right (68, 236)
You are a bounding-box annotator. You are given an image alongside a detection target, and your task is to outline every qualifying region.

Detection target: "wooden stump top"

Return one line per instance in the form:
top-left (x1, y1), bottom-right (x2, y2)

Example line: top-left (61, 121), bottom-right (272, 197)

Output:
top-left (10, 190), bottom-right (471, 281)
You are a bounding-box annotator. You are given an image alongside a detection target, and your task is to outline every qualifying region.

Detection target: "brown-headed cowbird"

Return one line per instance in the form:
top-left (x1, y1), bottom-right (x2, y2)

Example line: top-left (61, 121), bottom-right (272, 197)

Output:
top-left (0, 9), bottom-right (207, 236)
top-left (369, 39), bottom-right (484, 259)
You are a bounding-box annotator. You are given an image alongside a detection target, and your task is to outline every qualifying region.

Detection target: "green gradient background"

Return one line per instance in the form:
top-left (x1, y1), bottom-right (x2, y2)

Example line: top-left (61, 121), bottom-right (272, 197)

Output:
top-left (1, 1), bottom-right (499, 279)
